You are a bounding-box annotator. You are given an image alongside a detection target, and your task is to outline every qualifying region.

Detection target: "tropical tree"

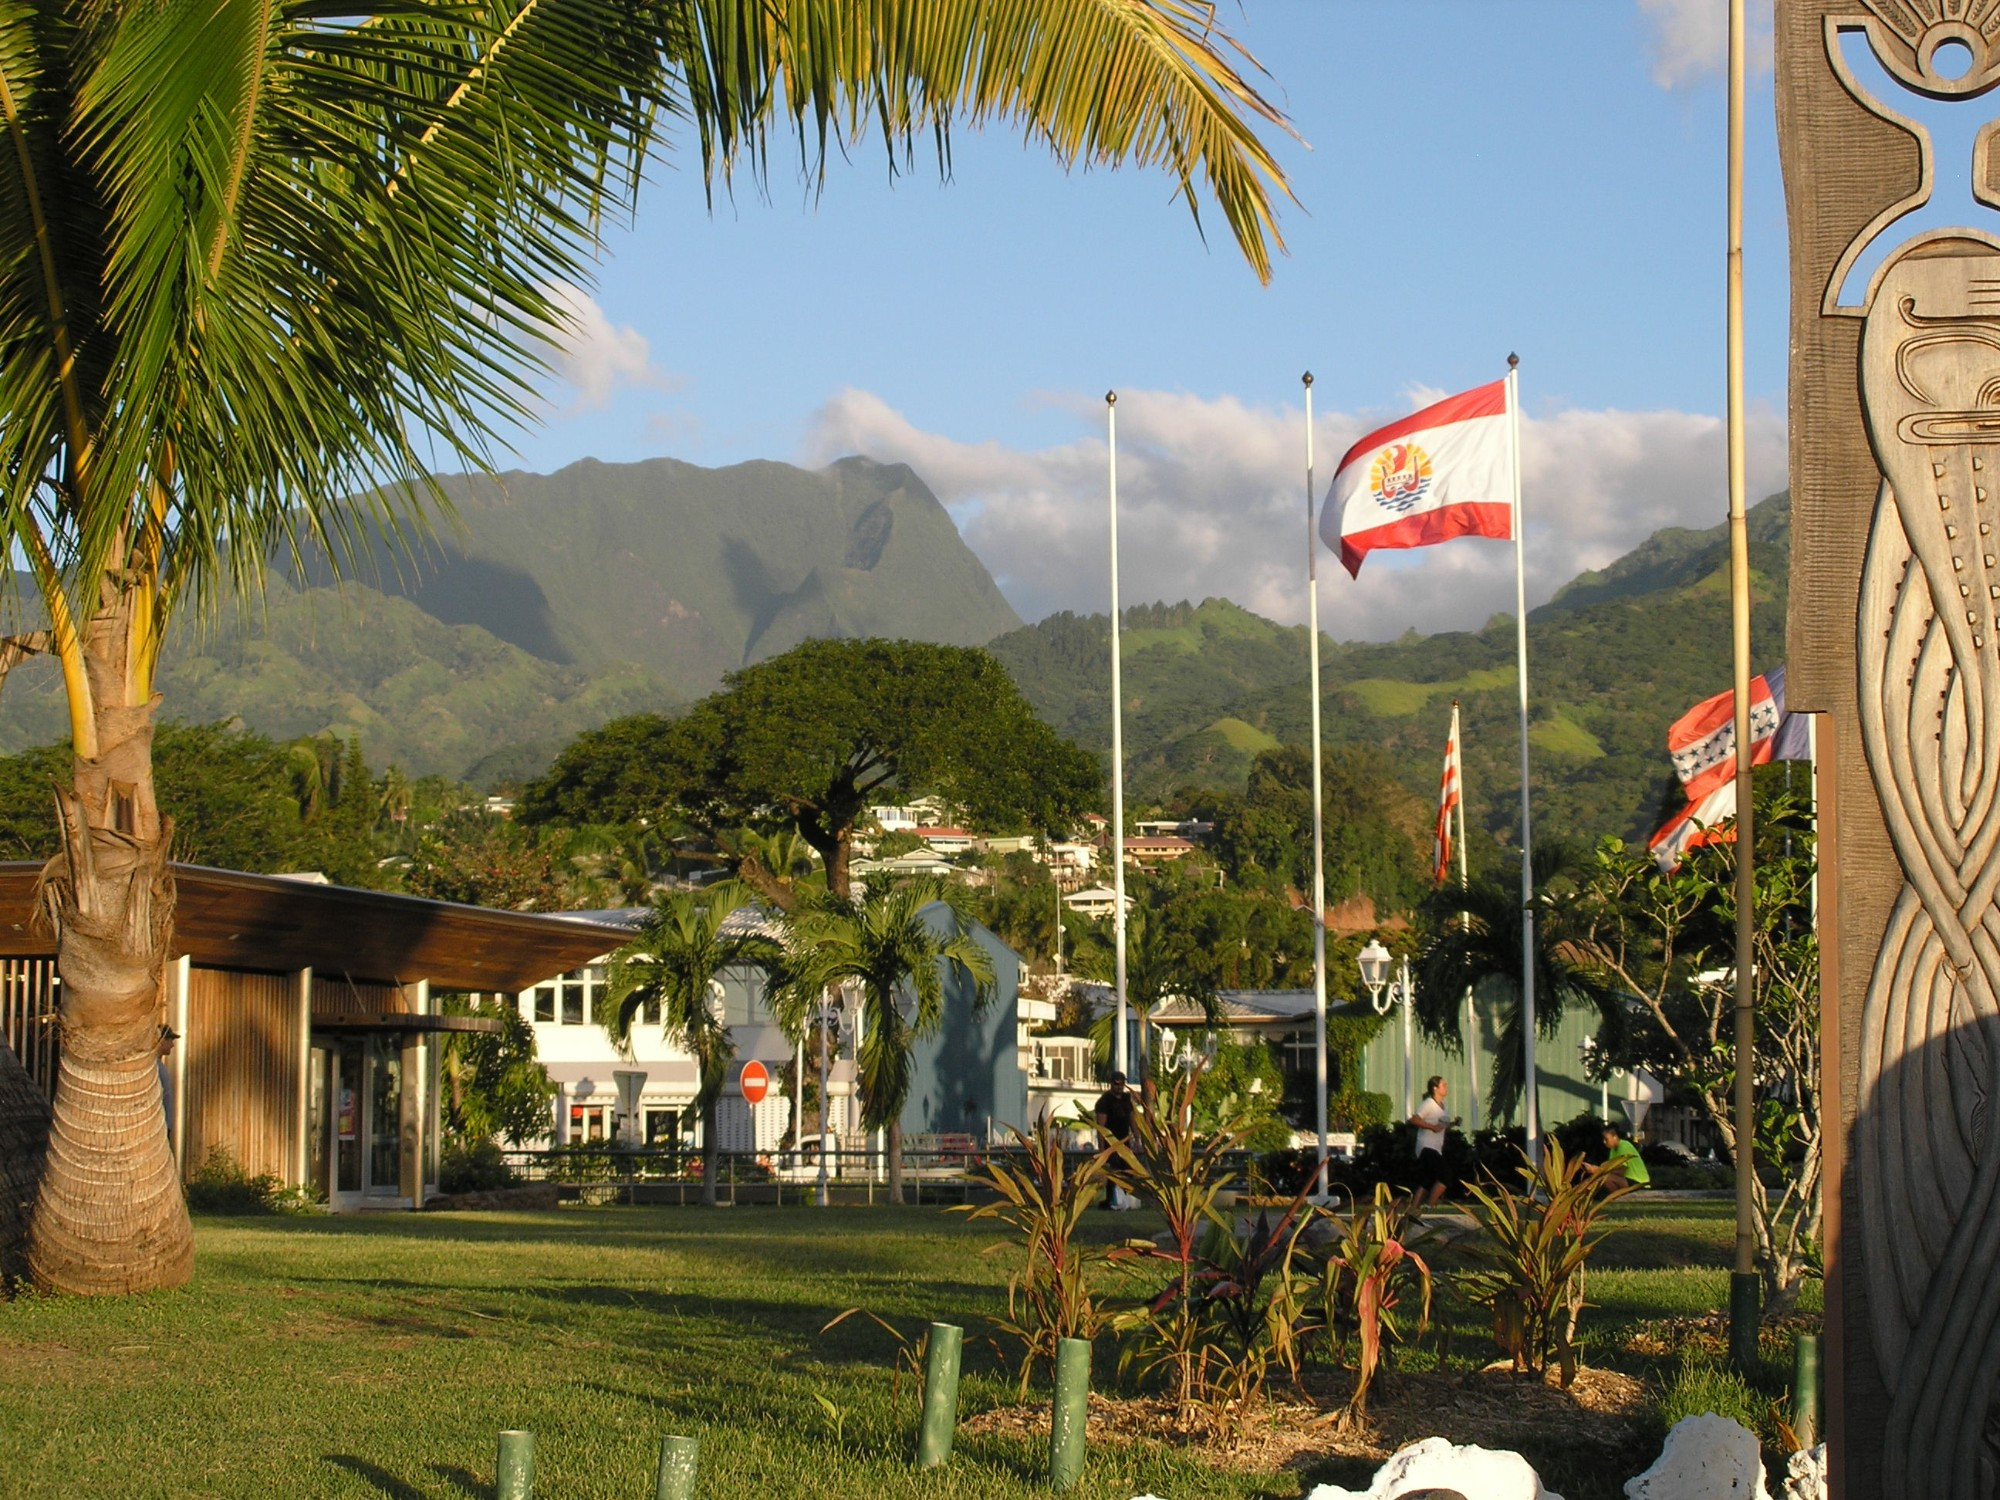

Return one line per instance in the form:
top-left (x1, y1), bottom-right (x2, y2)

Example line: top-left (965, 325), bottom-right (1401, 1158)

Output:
top-left (603, 882), bottom-right (785, 1207)
top-left (0, 0), bottom-right (1289, 1293)
top-left (523, 640), bottom-right (1103, 901)
top-left (1573, 780), bottom-right (1821, 1310)
top-left (1413, 844), bottom-right (1627, 1126)
top-left (780, 878), bottom-right (997, 1201)
top-left (438, 996), bottom-right (559, 1148)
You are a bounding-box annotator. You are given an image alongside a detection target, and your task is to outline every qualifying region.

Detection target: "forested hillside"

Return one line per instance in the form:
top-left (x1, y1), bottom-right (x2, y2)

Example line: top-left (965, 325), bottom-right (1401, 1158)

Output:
top-left (989, 493), bottom-right (1792, 851)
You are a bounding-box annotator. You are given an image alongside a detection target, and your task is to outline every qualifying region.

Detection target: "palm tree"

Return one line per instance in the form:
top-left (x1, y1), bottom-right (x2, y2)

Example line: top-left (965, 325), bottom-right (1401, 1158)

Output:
top-left (780, 878), bottom-right (996, 1202)
top-left (1413, 844), bottom-right (1627, 1127)
top-left (1, 0), bottom-right (1288, 1293)
top-left (603, 883), bottom-right (785, 1207)
top-left (1075, 902), bottom-right (1213, 1074)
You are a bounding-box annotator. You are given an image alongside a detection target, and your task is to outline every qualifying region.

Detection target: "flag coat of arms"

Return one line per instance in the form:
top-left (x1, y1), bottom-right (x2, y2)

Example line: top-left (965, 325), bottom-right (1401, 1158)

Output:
top-left (1321, 378), bottom-right (1514, 577)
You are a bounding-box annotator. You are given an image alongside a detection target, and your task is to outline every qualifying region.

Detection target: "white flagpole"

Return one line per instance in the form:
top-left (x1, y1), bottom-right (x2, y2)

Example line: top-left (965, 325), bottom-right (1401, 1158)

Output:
top-left (1453, 700), bottom-right (1481, 1135)
top-left (1304, 372), bottom-right (1329, 1193)
top-left (1507, 353), bottom-right (1540, 1163)
top-left (1107, 391), bottom-right (1129, 1081)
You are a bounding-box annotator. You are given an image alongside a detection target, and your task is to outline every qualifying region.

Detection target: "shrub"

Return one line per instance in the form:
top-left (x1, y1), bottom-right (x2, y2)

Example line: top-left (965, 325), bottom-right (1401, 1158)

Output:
top-left (185, 1147), bottom-right (316, 1215)
top-left (954, 1116), bottom-right (1112, 1396)
top-left (438, 1139), bottom-right (516, 1195)
top-left (1460, 1140), bottom-right (1634, 1384)
top-left (1312, 1182), bottom-right (1433, 1421)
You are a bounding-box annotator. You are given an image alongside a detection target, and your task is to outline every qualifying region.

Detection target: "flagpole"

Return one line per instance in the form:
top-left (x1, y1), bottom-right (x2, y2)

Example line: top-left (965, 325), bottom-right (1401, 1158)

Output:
top-left (1304, 372), bottom-right (1329, 1194)
top-left (1453, 700), bottom-right (1481, 1134)
top-left (1724, 0), bottom-right (1760, 1373)
top-left (1507, 353), bottom-right (1540, 1164)
top-left (1107, 391), bottom-right (1130, 1082)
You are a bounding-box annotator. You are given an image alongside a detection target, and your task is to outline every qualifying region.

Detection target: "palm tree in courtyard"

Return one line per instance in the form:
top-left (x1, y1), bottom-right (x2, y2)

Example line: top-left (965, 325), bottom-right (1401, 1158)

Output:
top-left (1413, 844), bottom-right (1627, 1126)
top-left (604, 883), bottom-right (785, 1207)
top-left (0, 0), bottom-right (1291, 1292)
top-left (780, 878), bottom-right (996, 1203)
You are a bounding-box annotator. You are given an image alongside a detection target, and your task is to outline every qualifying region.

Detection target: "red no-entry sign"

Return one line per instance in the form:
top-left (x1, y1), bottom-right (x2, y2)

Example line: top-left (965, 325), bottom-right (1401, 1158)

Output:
top-left (740, 1059), bottom-right (770, 1106)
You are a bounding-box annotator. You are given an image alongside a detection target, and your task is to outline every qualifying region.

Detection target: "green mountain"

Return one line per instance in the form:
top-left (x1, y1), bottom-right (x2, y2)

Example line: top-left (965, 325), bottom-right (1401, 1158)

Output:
top-left (305, 454), bottom-right (1022, 698)
top-left (987, 493), bottom-right (1793, 848)
top-left (0, 456), bottom-right (1021, 781)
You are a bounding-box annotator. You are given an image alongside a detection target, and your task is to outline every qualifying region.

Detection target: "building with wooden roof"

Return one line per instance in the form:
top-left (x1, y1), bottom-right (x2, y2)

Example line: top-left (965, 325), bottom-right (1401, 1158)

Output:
top-left (0, 864), bottom-right (629, 1212)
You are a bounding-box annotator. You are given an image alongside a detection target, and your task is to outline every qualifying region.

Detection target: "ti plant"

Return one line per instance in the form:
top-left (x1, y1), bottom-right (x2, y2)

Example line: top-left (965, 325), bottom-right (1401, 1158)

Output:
top-left (1460, 1140), bottom-right (1635, 1385)
top-left (1104, 1065), bottom-right (1254, 1431)
top-left (954, 1114), bottom-right (1112, 1397)
top-left (1315, 1182), bottom-right (1433, 1423)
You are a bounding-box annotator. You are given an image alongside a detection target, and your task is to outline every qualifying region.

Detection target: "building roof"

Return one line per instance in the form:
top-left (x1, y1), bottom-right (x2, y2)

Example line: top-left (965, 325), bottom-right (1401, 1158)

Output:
top-left (0, 863), bottom-right (634, 993)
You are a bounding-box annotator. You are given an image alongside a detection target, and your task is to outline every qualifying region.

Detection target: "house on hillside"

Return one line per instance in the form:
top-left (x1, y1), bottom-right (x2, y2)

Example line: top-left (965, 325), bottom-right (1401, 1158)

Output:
top-left (0, 864), bottom-right (627, 1212)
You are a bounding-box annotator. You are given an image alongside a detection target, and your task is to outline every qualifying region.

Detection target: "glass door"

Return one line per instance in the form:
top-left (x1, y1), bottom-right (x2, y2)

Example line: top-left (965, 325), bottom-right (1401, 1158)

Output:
top-left (330, 1038), bottom-right (364, 1206)
top-left (366, 1036), bottom-right (402, 1197)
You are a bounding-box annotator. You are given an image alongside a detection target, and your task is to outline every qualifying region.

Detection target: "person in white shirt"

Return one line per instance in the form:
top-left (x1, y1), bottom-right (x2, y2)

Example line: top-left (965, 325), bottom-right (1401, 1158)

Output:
top-left (1408, 1075), bottom-right (1457, 1208)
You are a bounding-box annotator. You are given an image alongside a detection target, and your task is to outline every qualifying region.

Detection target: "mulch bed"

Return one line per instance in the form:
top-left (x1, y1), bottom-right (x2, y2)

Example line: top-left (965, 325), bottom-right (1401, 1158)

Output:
top-left (960, 1362), bottom-right (1650, 1475)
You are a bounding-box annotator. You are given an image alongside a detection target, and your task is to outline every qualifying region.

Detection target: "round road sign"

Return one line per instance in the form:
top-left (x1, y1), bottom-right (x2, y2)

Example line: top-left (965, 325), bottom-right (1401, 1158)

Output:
top-left (740, 1058), bottom-right (771, 1106)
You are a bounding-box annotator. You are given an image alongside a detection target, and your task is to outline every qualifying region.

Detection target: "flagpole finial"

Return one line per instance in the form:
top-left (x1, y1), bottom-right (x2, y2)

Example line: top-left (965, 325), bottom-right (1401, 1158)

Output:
top-left (1105, 390), bottom-right (1117, 406)
top-left (1302, 371), bottom-right (1313, 388)
top-left (1508, 352), bottom-right (1520, 370)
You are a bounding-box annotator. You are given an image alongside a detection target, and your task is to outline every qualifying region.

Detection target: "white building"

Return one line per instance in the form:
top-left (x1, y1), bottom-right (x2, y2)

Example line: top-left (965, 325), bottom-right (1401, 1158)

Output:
top-left (1063, 885), bottom-right (1132, 919)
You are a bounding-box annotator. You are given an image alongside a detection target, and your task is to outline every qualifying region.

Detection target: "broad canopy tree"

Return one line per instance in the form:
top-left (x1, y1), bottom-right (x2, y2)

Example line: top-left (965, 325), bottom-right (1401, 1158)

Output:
top-left (526, 639), bottom-right (1103, 902)
top-left (0, 0), bottom-right (1291, 1292)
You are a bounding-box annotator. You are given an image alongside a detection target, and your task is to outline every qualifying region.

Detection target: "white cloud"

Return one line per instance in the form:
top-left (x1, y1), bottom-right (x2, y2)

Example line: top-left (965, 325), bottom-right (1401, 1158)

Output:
top-left (545, 281), bottom-right (679, 410)
top-left (800, 386), bottom-right (1786, 642)
top-left (1639, 0), bottom-right (1773, 89)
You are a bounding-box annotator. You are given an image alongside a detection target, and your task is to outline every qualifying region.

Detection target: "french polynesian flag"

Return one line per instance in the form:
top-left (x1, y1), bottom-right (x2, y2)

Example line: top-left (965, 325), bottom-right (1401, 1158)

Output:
top-left (1320, 378), bottom-right (1513, 577)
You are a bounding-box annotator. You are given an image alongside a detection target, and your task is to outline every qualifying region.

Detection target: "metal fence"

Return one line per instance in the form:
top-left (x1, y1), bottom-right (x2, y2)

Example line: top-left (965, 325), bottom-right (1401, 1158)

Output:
top-left (490, 1141), bottom-right (1273, 1209)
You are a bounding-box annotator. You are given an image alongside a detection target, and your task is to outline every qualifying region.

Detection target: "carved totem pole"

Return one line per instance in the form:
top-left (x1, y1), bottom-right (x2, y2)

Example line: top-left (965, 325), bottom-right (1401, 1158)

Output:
top-left (1781, 3), bottom-right (2000, 1494)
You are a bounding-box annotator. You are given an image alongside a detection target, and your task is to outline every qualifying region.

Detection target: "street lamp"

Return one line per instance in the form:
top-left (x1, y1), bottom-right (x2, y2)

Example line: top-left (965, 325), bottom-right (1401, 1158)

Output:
top-left (811, 995), bottom-right (850, 1209)
top-left (1357, 939), bottom-right (1417, 1118)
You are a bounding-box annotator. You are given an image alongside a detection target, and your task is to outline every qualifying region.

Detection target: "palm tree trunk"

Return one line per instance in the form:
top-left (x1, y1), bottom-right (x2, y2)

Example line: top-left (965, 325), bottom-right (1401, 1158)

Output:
top-left (887, 1118), bottom-right (904, 1203)
top-left (700, 1093), bottom-right (719, 1208)
top-left (29, 595), bottom-right (191, 1294)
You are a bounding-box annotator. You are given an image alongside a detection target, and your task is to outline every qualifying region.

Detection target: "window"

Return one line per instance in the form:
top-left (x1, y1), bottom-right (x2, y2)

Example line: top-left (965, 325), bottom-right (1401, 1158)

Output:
top-left (560, 969), bottom-right (584, 1025)
top-left (531, 986), bottom-right (555, 1023)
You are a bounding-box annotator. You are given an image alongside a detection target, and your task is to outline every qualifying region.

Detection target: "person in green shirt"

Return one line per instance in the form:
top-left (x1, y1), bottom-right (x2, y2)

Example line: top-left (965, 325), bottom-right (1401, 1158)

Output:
top-left (1602, 1123), bottom-right (1650, 1187)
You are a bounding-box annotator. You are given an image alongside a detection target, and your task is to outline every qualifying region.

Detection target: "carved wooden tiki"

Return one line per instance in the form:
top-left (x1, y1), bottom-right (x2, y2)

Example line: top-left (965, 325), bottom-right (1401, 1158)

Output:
top-left (1781, 2), bottom-right (2000, 1494)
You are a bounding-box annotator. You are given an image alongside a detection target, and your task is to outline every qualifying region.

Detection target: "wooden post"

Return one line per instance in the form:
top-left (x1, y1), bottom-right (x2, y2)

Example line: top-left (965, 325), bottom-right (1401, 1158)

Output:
top-left (292, 967), bottom-right (311, 1190)
top-left (169, 955), bottom-right (190, 1175)
top-left (495, 1430), bottom-right (533, 1500)
top-left (914, 1322), bottom-right (963, 1468)
top-left (654, 1434), bottom-right (698, 1500)
top-left (1048, 1337), bottom-right (1090, 1489)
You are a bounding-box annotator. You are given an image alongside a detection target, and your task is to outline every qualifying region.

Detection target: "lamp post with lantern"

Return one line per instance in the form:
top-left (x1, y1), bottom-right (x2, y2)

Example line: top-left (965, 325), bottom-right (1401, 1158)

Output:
top-left (811, 995), bottom-right (850, 1209)
top-left (1356, 939), bottom-right (1417, 1119)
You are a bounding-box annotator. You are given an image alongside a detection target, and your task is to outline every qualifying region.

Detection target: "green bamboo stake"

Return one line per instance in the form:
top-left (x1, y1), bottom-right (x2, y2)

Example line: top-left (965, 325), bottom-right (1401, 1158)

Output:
top-left (1792, 1332), bottom-right (1821, 1448)
top-left (915, 1322), bottom-right (964, 1467)
top-left (1047, 1337), bottom-right (1090, 1490)
top-left (655, 1434), bottom-right (699, 1500)
top-left (496, 1430), bottom-right (534, 1500)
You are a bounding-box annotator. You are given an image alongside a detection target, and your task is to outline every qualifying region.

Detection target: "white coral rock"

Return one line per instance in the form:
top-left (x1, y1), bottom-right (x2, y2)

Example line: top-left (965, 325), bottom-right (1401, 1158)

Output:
top-left (1305, 1435), bottom-right (1563, 1500)
top-left (1625, 1414), bottom-right (1770, 1499)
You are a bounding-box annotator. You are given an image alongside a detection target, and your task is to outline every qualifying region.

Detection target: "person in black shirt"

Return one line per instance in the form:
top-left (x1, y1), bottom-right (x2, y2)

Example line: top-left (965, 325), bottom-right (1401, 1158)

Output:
top-left (1093, 1071), bottom-right (1135, 1208)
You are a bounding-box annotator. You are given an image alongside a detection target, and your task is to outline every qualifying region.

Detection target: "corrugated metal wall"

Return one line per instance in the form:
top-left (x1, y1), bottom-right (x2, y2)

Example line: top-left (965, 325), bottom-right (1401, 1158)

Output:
top-left (0, 959), bottom-right (59, 1102)
top-left (184, 970), bottom-right (301, 1182)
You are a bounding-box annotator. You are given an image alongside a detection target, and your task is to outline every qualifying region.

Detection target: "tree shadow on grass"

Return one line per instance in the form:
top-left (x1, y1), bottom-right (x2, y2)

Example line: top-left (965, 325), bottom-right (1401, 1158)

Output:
top-left (424, 1463), bottom-right (486, 1497)
top-left (322, 1455), bottom-right (428, 1499)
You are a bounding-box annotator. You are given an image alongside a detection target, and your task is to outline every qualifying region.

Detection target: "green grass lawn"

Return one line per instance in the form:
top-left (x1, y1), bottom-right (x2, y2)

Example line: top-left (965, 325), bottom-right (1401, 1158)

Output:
top-left (0, 1200), bottom-right (1810, 1500)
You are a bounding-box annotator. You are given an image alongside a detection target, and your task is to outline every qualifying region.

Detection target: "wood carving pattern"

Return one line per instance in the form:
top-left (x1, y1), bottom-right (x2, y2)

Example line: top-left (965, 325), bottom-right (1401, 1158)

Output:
top-left (1840, 11), bottom-right (2000, 1496)
top-left (1856, 246), bottom-right (2000, 1497)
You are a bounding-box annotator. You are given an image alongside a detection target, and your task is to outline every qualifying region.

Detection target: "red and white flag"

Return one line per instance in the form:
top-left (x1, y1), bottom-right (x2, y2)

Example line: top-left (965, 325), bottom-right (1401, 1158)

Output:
top-left (1321, 378), bottom-right (1515, 578)
top-left (1433, 702), bottom-right (1462, 884)
top-left (1649, 782), bottom-right (1737, 873)
top-left (1648, 666), bottom-right (1809, 871)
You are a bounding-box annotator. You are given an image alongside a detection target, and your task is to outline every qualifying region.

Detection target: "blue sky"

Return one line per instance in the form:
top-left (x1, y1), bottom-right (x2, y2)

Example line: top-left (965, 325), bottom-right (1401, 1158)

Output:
top-left (510, 1), bottom-right (1788, 637)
